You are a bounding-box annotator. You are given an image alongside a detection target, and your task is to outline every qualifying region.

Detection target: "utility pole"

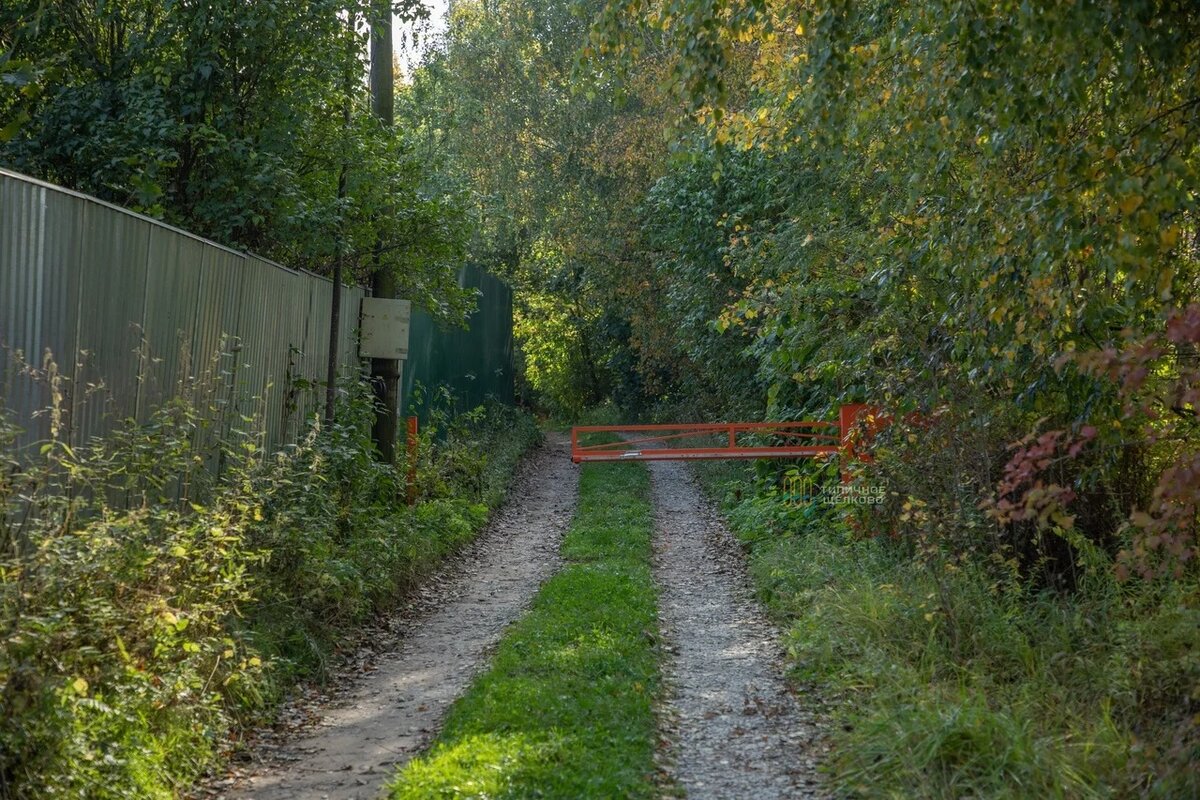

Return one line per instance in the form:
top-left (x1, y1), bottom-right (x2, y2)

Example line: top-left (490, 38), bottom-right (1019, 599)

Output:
top-left (325, 9), bottom-right (357, 428)
top-left (369, 0), bottom-right (400, 462)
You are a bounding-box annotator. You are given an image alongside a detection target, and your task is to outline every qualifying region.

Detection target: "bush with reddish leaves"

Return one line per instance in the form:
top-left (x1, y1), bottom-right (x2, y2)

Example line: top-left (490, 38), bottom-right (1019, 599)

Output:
top-left (990, 305), bottom-right (1200, 581)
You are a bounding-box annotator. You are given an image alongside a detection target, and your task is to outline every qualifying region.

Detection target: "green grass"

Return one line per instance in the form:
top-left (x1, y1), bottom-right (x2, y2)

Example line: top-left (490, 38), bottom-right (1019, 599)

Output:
top-left (388, 456), bottom-right (664, 800)
top-left (692, 461), bottom-right (1200, 800)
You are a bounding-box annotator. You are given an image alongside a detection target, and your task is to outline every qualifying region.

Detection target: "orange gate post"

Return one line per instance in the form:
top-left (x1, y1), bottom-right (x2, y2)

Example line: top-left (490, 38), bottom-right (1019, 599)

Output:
top-left (406, 415), bottom-right (419, 506)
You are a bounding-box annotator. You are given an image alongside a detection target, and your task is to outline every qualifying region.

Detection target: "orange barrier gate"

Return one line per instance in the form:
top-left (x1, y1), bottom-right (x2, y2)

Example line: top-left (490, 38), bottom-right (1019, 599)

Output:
top-left (571, 404), bottom-right (881, 465)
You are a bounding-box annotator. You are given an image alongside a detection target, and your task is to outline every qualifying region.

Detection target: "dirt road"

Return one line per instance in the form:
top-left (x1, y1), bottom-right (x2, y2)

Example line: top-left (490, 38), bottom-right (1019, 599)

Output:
top-left (220, 434), bottom-right (577, 800)
top-left (648, 460), bottom-right (826, 799)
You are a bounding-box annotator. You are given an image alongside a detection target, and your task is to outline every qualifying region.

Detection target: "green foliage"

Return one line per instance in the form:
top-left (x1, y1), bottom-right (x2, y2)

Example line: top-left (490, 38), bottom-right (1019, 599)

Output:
top-left (0, 402), bottom-right (262, 798)
top-left (590, 0), bottom-right (1200, 571)
top-left (400, 0), bottom-right (675, 414)
top-left (695, 461), bottom-right (1200, 798)
top-left (242, 387), bottom-right (538, 691)
top-left (389, 456), bottom-right (663, 799)
top-left (0, 370), bottom-right (539, 798)
top-left (0, 0), bottom-right (472, 321)
top-left (513, 290), bottom-right (599, 416)
top-left (409, 389), bottom-right (543, 510)
top-left (408, 0), bottom-right (1200, 790)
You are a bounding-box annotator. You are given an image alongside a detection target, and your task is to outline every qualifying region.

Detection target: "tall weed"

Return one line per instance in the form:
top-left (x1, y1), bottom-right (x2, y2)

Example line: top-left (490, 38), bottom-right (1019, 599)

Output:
top-left (0, 358), bottom-right (538, 799)
top-left (694, 461), bottom-right (1200, 799)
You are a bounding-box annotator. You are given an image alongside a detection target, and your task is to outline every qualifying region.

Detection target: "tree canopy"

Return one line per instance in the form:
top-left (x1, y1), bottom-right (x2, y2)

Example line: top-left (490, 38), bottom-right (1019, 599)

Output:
top-left (2, 0), bottom-right (472, 319)
top-left (405, 0), bottom-right (1200, 586)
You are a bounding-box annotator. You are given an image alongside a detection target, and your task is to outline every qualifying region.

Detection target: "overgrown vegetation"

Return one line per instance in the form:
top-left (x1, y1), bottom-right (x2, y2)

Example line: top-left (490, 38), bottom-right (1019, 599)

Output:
top-left (697, 459), bottom-right (1199, 798)
top-left (0, 0), bottom-right (472, 319)
top-left (389, 452), bottom-right (664, 799)
top-left (0, 371), bottom-right (539, 799)
top-left (4, 0), bottom-right (1200, 794)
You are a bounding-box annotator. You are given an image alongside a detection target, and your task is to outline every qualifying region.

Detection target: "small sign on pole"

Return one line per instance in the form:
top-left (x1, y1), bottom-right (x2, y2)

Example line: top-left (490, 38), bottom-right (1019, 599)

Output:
top-left (359, 297), bottom-right (412, 360)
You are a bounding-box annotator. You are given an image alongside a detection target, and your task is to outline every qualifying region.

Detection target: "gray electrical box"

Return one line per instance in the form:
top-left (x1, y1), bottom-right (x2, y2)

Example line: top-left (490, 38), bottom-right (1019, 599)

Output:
top-left (359, 297), bottom-right (412, 360)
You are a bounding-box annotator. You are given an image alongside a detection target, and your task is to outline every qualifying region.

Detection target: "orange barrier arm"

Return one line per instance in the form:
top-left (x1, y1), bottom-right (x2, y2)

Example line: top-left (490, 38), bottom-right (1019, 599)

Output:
top-left (570, 405), bottom-right (886, 465)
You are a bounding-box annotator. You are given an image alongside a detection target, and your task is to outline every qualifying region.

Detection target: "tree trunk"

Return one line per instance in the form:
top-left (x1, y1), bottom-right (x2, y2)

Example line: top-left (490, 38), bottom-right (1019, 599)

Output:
top-left (324, 9), bottom-right (357, 428)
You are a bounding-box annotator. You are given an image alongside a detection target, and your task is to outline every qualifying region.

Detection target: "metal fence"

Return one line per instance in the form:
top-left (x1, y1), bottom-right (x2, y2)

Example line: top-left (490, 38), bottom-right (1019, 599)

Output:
top-left (401, 265), bottom-right (514, 423)
top-left (0, 168), bottom-right (362, 454)
top-left (0, 169), bottom-right (515, 455)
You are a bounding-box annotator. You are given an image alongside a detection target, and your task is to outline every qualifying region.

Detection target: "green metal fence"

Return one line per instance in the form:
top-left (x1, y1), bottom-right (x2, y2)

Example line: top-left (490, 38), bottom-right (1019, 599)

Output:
top-left (401, 265), bottom-right (514, 424)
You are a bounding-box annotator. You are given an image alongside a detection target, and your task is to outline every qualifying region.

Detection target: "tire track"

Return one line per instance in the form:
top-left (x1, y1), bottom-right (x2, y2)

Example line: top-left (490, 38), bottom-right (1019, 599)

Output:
top-left (648, 460), bottom-right (826, 800)
top-left (217, 433), bottom-right (577, 800)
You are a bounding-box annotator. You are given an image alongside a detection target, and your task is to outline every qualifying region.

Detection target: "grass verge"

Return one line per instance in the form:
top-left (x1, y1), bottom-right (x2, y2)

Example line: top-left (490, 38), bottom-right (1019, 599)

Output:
top-left (243, 402), bottom-right (544, 696)
top-left (388, 456), bottom-right (664, 799)
top-left (693, 461), bottom-right (1199, 800)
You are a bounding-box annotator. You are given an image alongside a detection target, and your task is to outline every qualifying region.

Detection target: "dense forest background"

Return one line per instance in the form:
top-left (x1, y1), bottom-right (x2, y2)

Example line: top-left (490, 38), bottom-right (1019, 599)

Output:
top-left (411, 0), bottom-right (1200, 579)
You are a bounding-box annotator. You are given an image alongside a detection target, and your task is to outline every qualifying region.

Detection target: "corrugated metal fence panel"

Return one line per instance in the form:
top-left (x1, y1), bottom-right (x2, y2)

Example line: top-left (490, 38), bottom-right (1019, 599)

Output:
top-left (140, 226), bottom-right (206, 417)
top-left (475, 268), bottom-right (515, 405)
top-left (301, 278), bottom-right (332, 428)
top-left (2, 169), bottom-right (515, 456)
top-left (0, 169), bottom-right (368, 456)
top-left (282, 276), bottom-right (311, 446)
top-left (400, 264), bottom-right (515, 423)
top-left (194, 245), bottom-right (245, 389)
top-left (191, 245), bottom-right (247, 470)
top-left (1, 178), bottom-right (40, 446)
top-left (72, 197), bottom-right (152, 445)
top-left (342, 287), bottom-right (364, 367)
top-left (401, 305), bottom-right (435, 417)
top-left (233, 257), bottom-right (277, 430)
top-left (0, 179), bottom-right (87, 450)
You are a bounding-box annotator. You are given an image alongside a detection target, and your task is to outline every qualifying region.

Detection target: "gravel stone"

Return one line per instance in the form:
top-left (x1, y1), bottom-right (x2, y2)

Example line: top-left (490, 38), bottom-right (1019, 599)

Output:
top-left (648, 460), bottom-right (828, 800)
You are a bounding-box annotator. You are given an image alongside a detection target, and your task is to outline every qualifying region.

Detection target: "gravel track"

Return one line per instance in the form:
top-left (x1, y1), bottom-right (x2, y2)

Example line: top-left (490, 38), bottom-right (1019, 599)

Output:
top-left (648, 460), bottom-right (827, 800)
top-left (214, 433), bottom-right (577, 800)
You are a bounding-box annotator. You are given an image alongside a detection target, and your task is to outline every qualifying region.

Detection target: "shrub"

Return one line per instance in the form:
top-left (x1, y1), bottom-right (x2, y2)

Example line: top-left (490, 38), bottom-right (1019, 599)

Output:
top-left (695, 461), bottom-right (1200, 799)
top-left (0, 368), bottom-right (539, 798)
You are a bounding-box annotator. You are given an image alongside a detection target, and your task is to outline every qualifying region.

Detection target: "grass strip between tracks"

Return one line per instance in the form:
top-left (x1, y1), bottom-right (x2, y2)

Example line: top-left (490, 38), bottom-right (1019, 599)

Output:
top-left (389, 449), bottom-right (664, 799)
